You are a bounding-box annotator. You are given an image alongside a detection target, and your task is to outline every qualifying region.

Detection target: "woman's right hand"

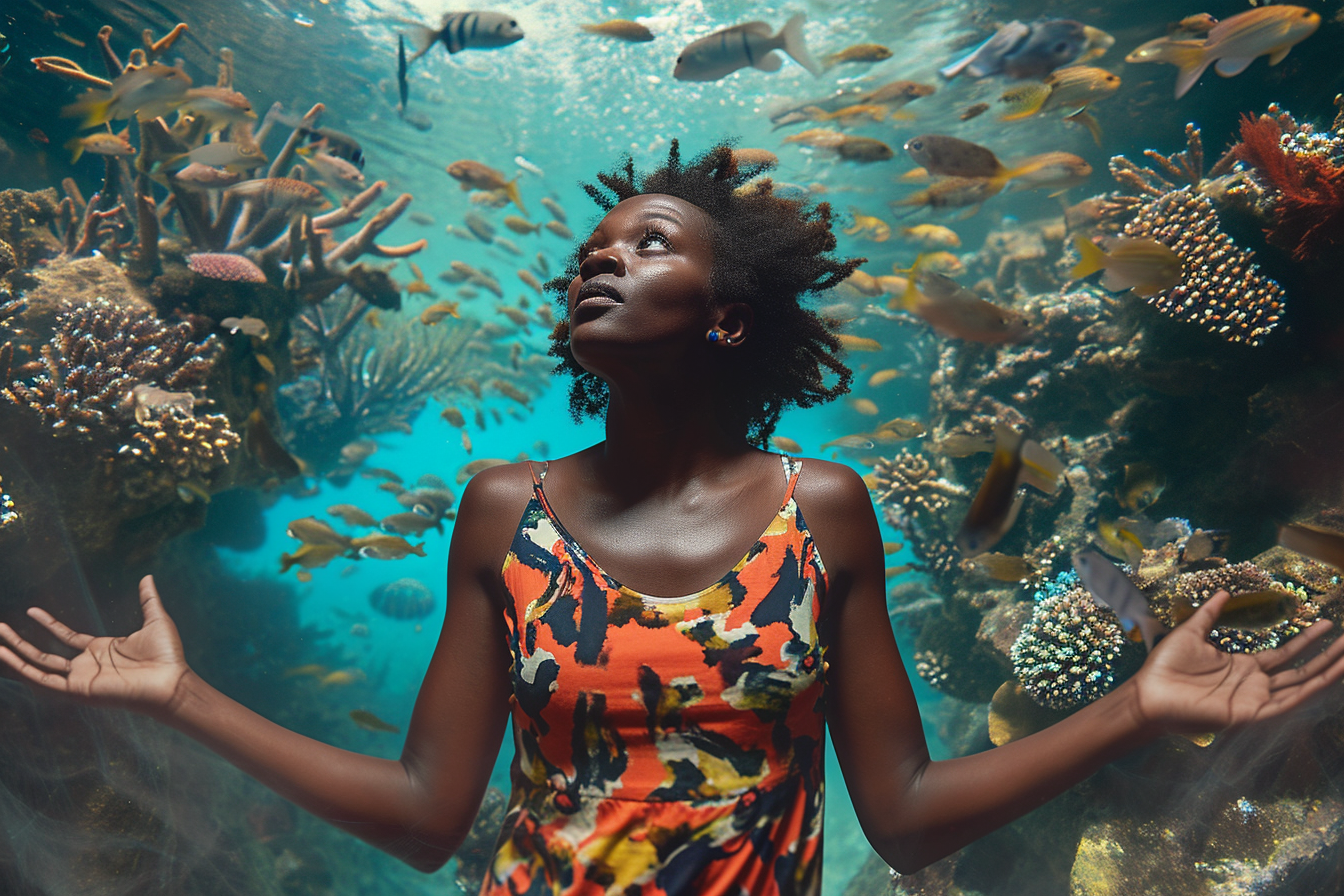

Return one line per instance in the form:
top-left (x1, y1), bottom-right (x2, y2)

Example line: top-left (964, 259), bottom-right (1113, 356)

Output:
top-left (0, 575), bottom-right (190, 717)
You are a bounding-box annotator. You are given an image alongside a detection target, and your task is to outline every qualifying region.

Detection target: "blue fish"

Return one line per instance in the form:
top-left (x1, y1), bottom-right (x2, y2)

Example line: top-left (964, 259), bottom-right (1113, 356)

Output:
top-left (940, 19), bottom-right (1088, 80)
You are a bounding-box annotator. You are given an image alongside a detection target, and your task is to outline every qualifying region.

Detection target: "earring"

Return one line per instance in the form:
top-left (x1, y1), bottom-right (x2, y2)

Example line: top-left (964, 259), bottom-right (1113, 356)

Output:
top-left (724, 334), bottom-right (742, 346)
top-left (706, 329), bottom-right (723, 343)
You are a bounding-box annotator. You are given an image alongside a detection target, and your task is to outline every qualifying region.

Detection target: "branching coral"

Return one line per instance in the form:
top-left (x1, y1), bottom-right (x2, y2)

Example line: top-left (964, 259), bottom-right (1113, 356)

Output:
top-left (1233, 110), bottom-right (1344, 262)
top-left (870, 450), bottom-right (968, 577)
top-left (1, 298), bottom-right (222, 436)
top-left (110, 410), bottom-right (241, 500)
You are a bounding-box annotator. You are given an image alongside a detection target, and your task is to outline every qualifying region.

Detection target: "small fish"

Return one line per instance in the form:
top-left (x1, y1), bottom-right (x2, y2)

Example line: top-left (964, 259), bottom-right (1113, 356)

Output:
top-left (447, 160), bottom-right (527, 216)
top-left (179, 87), bottom-right (257, 132)
top-left (1072, 549), bottom-right (1166, 651)
top-left (491, 378), bottom-right (532, 407)
top-left (504, 215), bottom-right (541, 235)
top-left (885, 564), bottom-right (913, 578)
top-left (898, 224), bottom-right (961, 249)
top-left (246, 410), bottom-right (303, 479)
top-left (540, 198), bottom-right (567, 224)
top-left (962, 552), bottom-right (1036, 582)
top-left (959, 102), bottom-right (991, 121)
top-left (254, 354), bottom-right (276, 375)
top-left (405, 11), bottom-right (524, 61)
top-left (280, 543), bottom-right (347, 573)
top-left (221, 316), bottom-right (269, 339)
top-left (65, 130), bottom-right (134, 164)
top-left (958, 424), bottom-right (1064, 558)
top-left (674, 14), bottom-right (822, 81)
top-left (457, 458), bottom-right (509, 484)
top-left (730, 148), bottom-right (779, 168)
top-left (176, 481), bottom-right (211, 504)
top-left (283, 664), bottom-right (328, 679)
top-left (514, 155), bottom-right (545, 176)
top-left (517, 269), bottom-right (544, 294)
top-left (462, 431), bottom-right (473, 453)
top-left (939, 19), bottom-right (1090, 81)
top-left (225, 178), bottom-right (328, 215)
top-left (891, 177), bottom-right (1003, 212)
top-left (929, 433), bottom-right (995, 457)
top-left (1070, 236), bottom-right (1183, 298)
top-left (397, 33), bottom-right (410, 111)
top-left (167, 163), bottom-right (244, 191)
top-left (867, 369), bottom-right (903, 387)
top-left (440, 406), bottom-right (466, 427)
top-left (1277, 523), bottom-right (1344, 570)
top-left (580, 19), bottom-right (654, 42)
top-left (320, 669), bottom-right (363, 687)
top-left (350, 534), bottom-right (427, 560)
top-left (1001, 152), bottom-right (1093, 194)
top-left (287, 517), bottom-right (354, 548)
top-left (825, 43), bottom-right (892, 68)
top-left (381, 512), bottom-right (442, 536)
top-left (1173, 589), bottom-right (1300, 630)
top-left (997, 66), bottom-right (1120, 121)
top-left (848, 397), bottom-right (879, 416)
top-left (1126, 6), bottom-right (1320, 100)
top-left (328, 504), bottom-right (378, 527)
top-left (843, 209), bottom-right (891, 242)
top-left (63, 63), bottom-right (192, 127)
top-left (298, 141), bottom-right (365, 193)
top-left (495, 237), bottom-right (524, 256)
top-left (898, 260), bottom-right (1031, 344)
top-left (875, 418), bottom-right (926, 440)
top-left (544, 220), bottom-right (574, 240)
top-left (1171, 14), bottom-right (1219, 36)
top-left (379, 482), bottom-right (407, 496)
top-left (913, 251), bottom-right (964, 277)
top-left (771, 436), bottom-right (803, 453)
top-left (1118, 462), bottom-right (1167, 511)
top-left (340, 439), bottom-right (379, 464)
top-left (883, 542), bottom-right (905, 555)
top-left (361, 467), bottom-right (404, 483)
top-left (819, 434), bottom-right (876, 451)
top-left (1096, 517), bottom-right (1147, 568)
top-left (463, 212), bottom-right (497, 243)
top-left (419, 301), bottom-right (461, 325)
top-left (350, 709), bottom-right (401, 734)
top-left (904, 134), bottom-right (1020, 180)
top-left (836, 333), bottom-right (883, 352)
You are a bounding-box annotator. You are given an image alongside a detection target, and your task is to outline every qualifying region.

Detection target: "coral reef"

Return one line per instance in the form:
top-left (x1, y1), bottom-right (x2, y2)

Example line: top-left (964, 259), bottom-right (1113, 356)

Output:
top-left (870, 450), bottom-right (968, 581)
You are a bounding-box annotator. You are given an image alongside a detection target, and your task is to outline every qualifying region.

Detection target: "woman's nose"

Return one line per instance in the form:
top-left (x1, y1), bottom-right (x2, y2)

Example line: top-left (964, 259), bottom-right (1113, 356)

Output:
top-left (579, 247), bottom-right (621, 278)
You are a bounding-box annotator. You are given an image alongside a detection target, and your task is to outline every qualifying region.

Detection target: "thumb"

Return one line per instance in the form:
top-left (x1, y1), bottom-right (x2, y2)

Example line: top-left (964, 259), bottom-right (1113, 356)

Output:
top-left (1181, 589), bottom-right (1230, 636)
top-left (138, 575), bottom-right (169, 623)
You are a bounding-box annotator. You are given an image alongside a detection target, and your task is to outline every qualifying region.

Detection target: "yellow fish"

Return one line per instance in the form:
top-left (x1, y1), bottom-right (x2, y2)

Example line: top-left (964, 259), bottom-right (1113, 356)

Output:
top-left (842, 208), bottom-right (891, 242)
top-left (836, 333), bottom-right (882, 352)
top-left (419, 301), bottom-right (461, 326)
top-left (1118, 462), bottom-right (1167, 511)
top-left (898, 259), bottom-right (1031, 345)
top-left (1071, 236), bottom-right (1183, 298)
top-left (825, 43), bottom-right (892, 67)
top-left (350, 709), bottom-right (402, 733)
top-left (958, 425), bottom-right (1063, 558)
top-left (867, 369), bottom-right (903, 387)
top-left (898, 225), bottom-right (960, 249)
top-left (997, 67), bottom-right (1120, 121)
top-left (848, 397), bottom-right (879, 416)
top-left (579, 19), bottom-right (654, 42)
top-left (279, 543), bottom-right (346, 573)
top-left (441, 406), bottom-right (466, 427)
top-left (771, 436), bottom-right (803, 453)
top-left (320, 669), bottom-right (364, 687)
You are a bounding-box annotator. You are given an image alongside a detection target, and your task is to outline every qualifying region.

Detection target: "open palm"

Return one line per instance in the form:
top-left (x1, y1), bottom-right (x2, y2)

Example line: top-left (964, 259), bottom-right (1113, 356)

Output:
top-left (1135, 590), bottom-right (1344, 734)
top-left (0, 576), bottom-right (189, 716)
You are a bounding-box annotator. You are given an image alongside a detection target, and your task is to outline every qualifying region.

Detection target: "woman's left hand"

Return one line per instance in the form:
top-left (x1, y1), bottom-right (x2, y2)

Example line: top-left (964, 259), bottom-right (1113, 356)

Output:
top-left (1133, 590), bottom-right (1344, 735)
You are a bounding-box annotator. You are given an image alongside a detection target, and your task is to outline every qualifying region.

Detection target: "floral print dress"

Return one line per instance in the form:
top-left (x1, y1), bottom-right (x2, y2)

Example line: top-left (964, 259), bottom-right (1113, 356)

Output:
top-left (486, 456), bottom-right (828, 896)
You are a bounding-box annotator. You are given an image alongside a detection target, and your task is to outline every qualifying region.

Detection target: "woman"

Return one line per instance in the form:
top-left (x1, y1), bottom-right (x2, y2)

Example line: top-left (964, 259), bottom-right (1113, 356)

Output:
top-left (2, 143), bottom-right (1342, 895)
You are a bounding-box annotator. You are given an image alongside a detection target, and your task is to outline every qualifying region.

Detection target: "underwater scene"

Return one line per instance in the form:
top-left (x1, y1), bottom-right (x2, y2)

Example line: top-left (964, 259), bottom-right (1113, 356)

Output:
top-left (2, 0), bottom-right (1344, 892)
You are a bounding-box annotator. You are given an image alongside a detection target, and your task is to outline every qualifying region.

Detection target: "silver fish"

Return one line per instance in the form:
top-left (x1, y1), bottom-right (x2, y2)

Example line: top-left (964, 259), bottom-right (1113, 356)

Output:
top-left (406, 11), bottom-right (524, 61)
top-left (940, 19), bottom-right (1087, 80)
top-left (673, 14), bottom-right (821, 81)
top-left (1072, 549), bottom-right (1166, 652)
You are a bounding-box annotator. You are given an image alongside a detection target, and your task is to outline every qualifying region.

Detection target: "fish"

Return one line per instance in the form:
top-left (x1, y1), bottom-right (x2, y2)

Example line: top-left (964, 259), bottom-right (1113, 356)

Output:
top-left (730, 148), bottom-right (779, 168)
top-left (939, 19), bottom-right (1090, 80)
top-left (254, 354), bottom-right (276, 376)
top-left (463, 212), bottom-right (497, 243)
top-left (224, 178), bottom-right (328, 215)
top-left (962, 553), bottom-right (1037, 582)
top-left (175, 481), bottom-right (211, 504)
top-left (883, 542), bottom-right (905, 555)
top-left (440, 407), bottom-right (466, 427)
top-left (929, 433), bottom-right (994, 457)
top-left (898, 225), bottom-right (961, 249)
top-left (1072, 549), bottom-right (1166, 651)
top-left (166, 163), bottom-right (244, 191)
top-left (836, 334), bottom-right (883, 352)
top-left (514, 155), bottom-right (545, 176)
top-left (1118, 463), bottom-right (1167, 511)
top-left (409, 212), bottom-right (436, 226)
top-left (843, 209), bottom-right (891, 242)
top-left (63, 63), bottom-right (192, 127)
top-left (283, 664), bottom-right (328, 679)
top-left (891, 176), bottom-right (1003, 213)
top-left (298, 141), bottom-right (366, 193)
top-left (875, 418), bottom-right (926, 440)
top-left (457, 458), bottom-right (509, 483)
top-left (246, 410), bottom-right (303, 479)
top-left (350, 534), bottom-right (427, 560)
top-left (825, 43), bottom-right (892, 68)
top-left (544, 220), bottom-right (574, 240)
top-left (221, 316), bottom-right (269, 339)
top-left (771, 436), bottom-right (803, 453)
top-left (867, 369), bottom-right (903, 387)
top-left (504, 215), bottom-right (541, 235)
top-left (179, 87), bottom-right (257, 132)
top-left (287, 517), bottom-right (354, 548)
top-left (911, 251), bottom-right (964, 277)
top-left (1096, 517), bottom-right (1147, 568)
top-left (379, 482), bottom-right (407, 496)
top-left (798, 104), bottom-right (896, 126)
top-left (405, 11), bottom-right (524, 61)
top-left (328, 504), bottom-right (378, 527)
top-left (1070, 236), bottom-right (1183, 298)
top-left (397, 33), bottom-right (410, 111)
top-left (447, 161), bottom-right (527, 216)
top-left (959, 102), bottom-right (991, 121)
top-left (319, 669), bottom-right (364, 687)
top-left (360, 467), bottom-right (403, 483)
top-left (958, 424), bottom-right (1064, 558)
top-left (264, 111), bottom-right (365, 169)
top-left (848, 397), bottom-right (879, 416)
top-left (1125, 6), bottom-right (1320, 100)
top-left (673, 14), bottom-right (822, 81)
top-left (898, 260), bottom-right (1032, 344)
top-left (491, 378), bottom-right (532, 407)
top-left (903, 135), bottom-right (1080, 189)
top-left (885, 565), bottom-right (913, 578)
top-left (462, 431), bottom-right (473, 453)
top-left (834, 137), bottom-right (894, 163)
top-left (340, 439), bottom-right (379, 464)
top-left (1001, 152), bottom-right (1093, 194)
top-left (517, 269), bottom-right (544, 294)
top-left (350, 710), bottom-right (401, 734)
top-left (419, 301), bottom-right (461, 325)
top-left (494, 237), bottom-right (523, 256)
top-left (997, 66), bottom-right (1120, 121)
top-left (819, 434), bottom-right (875, 451)
top-left (280, 543), bottom-right (347, 573)
top-left (1277, 523), bottom-right (1344, 570)
top-left (65, 130), bottom-right (134, 164)
top-left (540, 198), bottom-right (567, 223)
top-left (580, 19), bottom-right (654, 42)
top-left (155, 141), bottom-right (268, 175)
top-left (782, 128), bottom-right (849, 149)
top-left (1171, 14), bottom-right (1219, 36)
top-left (380, 512), bottom-right (443, 536)
top-left (1172, 589), bottom-right (1300, 630)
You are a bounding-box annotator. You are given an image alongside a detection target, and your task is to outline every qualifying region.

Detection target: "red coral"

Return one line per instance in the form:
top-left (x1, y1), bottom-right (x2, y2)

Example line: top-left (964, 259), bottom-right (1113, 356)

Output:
top-left (1234, 114), bottom-right (1344, 262)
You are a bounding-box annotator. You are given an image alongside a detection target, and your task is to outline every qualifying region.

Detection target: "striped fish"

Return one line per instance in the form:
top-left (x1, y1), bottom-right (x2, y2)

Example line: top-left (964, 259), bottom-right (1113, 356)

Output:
top-left (673, 14), bottom-right (822, 82)
top-left (406, 11), bottom-right (523, 61)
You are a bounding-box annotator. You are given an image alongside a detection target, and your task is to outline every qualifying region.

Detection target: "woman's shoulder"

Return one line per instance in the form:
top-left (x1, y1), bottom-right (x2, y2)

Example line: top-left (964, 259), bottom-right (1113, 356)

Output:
top-left (790, 455), bottom-right (871, 512)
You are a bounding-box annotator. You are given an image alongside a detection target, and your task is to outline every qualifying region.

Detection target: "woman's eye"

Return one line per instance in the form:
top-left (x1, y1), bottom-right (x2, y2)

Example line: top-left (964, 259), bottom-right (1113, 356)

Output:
top-left (638, 230), bottom-right (670, 250)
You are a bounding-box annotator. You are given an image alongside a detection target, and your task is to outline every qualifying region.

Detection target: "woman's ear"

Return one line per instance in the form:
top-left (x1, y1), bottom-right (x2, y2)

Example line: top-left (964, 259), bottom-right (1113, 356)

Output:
top-left (715, 303), bottom-right (754, 345)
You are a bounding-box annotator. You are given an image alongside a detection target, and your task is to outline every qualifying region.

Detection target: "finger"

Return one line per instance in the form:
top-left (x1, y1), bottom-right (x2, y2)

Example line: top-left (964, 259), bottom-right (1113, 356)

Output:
top-left (138, 575), bottom-right (168, 623)
top-left (1267, 626), bottom-right (1344, 690)
top-left (26, 607), bottom-right (95, 651)
top-left (0, 623), bottom-right (74, 674)
top-left (0, 644), bottom-right (72, 694)
top-left (1180, 589), bottom-right (1231, 636)
top-left (1257, 619), bottom-right (1334, 674)
top-left (1258, 650), bottom-right (1344, 719)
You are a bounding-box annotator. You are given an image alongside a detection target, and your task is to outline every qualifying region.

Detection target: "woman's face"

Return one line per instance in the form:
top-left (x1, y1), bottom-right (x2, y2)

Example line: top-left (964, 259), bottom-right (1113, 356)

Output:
top-left (565, 194), bottom-right (718, 373)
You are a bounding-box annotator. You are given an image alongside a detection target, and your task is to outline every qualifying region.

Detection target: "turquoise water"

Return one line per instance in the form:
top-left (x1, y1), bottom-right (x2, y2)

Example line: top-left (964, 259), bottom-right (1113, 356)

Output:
top-left (3, 0), bottom-right (1344, 893)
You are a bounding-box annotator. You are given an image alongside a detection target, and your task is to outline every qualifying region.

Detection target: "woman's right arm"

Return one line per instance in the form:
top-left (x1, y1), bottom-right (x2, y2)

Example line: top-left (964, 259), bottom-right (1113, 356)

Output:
top-left (0, 465), bottom-right (532, 873)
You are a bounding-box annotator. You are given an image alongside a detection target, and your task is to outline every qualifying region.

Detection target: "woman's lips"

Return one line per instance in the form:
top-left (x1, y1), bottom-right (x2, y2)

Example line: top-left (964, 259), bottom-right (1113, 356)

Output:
top-left (575, 281), bottom-right (622, 311)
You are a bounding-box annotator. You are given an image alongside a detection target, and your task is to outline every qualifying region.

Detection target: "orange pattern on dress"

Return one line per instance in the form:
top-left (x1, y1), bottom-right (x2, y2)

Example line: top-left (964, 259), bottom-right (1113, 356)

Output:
top-left (487, 456), bottom-right (827, 895)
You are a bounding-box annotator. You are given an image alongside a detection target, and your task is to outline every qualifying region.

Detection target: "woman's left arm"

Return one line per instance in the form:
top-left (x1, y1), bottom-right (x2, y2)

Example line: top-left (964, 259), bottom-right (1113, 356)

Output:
top-left (799, 461), bottom-right (1344, 875)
